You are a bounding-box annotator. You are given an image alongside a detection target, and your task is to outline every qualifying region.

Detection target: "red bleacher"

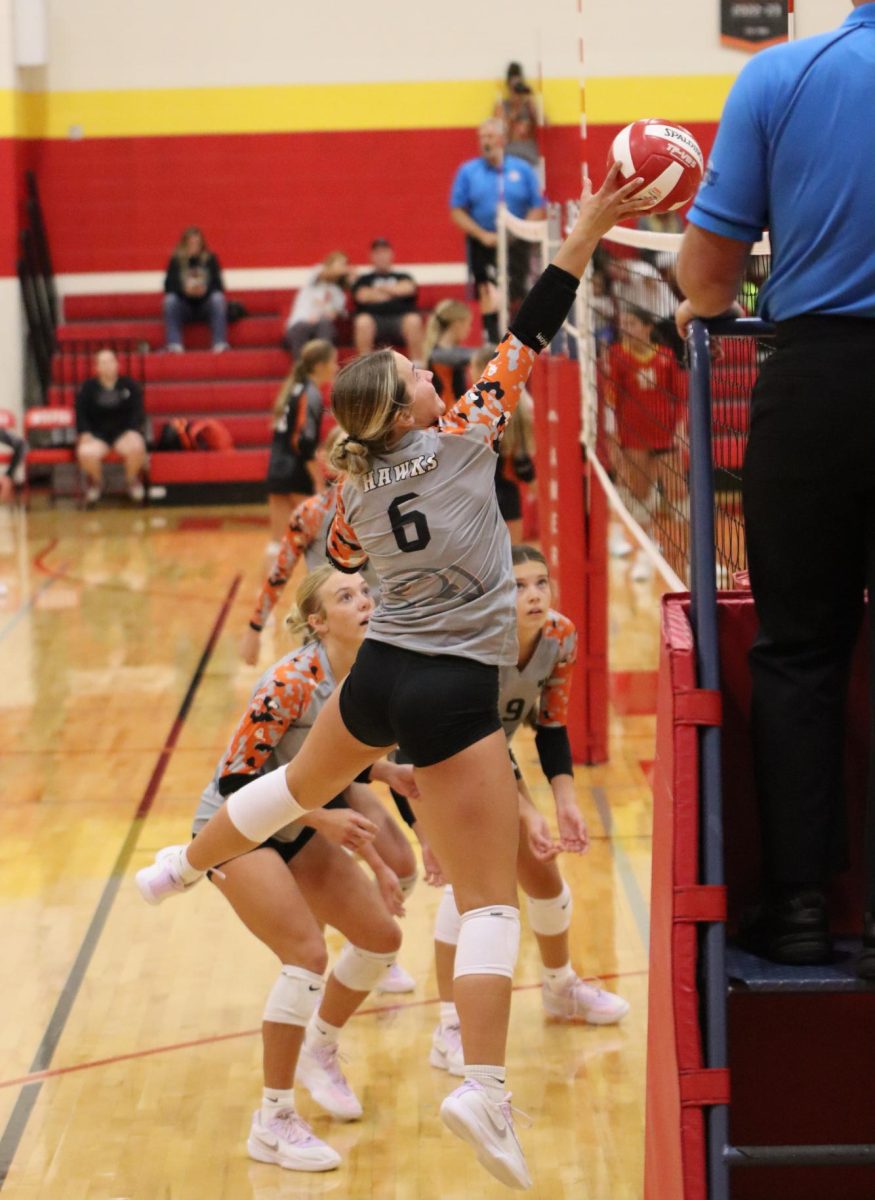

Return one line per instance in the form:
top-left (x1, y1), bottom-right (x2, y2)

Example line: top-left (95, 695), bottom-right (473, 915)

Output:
top-left (45, 283), bottom-right (468, 492)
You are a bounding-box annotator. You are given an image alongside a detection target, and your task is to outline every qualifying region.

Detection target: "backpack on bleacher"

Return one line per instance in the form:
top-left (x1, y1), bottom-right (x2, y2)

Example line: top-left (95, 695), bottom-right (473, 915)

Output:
top-left (156, 418), bottom-right (234, 451)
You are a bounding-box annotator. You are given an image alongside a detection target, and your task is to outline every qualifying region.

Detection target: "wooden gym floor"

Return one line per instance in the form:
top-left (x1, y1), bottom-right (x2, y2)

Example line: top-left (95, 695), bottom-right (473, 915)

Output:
top-left (0, 503), bottom-right (661, 1200)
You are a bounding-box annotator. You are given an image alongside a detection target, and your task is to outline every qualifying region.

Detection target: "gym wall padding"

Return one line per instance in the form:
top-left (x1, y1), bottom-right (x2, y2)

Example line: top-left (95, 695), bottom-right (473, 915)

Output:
top-left (646, 593), bottom-right (875, 1200)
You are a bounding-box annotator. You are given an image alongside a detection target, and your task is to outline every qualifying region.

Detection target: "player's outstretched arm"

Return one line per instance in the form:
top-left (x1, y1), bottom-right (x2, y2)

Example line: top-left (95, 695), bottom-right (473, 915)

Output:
top-left (553, 164), bottom-right (649, 279)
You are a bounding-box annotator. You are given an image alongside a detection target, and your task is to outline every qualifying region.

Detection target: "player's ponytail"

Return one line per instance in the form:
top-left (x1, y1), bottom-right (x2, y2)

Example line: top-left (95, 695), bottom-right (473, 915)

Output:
top-left (285, 565), bottom-right (335, 642)
top-left (329, 349), bottom-right (409, 484)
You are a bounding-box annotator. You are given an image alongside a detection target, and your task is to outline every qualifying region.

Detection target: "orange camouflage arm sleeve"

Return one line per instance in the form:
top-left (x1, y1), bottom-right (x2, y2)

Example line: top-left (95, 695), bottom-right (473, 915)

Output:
top-left (217, 657), bottom-right (321, 795)
top-left (326, 487), bottom-right (368, 575)
top-left (537, 614), bottom-right (578, 728)
top-left (439, 334), bottom-right (537, 447)
top-left (248, 493), bottom-right (331, 630)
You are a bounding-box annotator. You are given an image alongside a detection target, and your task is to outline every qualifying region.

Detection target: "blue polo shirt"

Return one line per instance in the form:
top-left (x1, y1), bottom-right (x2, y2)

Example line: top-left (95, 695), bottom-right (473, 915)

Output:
top-left (688, 3), bottom-right (875, 321)
top-left (449, 154), bottom-right (544, 232)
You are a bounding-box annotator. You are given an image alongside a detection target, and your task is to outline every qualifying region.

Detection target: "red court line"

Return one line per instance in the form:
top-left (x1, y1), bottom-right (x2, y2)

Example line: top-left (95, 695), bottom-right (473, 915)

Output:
top-left (31, 535), bottom-right (244, 605)
top-left (0, 968), bottom-right (648, 1092)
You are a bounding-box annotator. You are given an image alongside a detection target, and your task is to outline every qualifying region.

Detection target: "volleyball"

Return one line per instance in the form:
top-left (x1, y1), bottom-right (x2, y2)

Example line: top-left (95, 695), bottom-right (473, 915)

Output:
top-left (608, 119), bottom-right (704, 212)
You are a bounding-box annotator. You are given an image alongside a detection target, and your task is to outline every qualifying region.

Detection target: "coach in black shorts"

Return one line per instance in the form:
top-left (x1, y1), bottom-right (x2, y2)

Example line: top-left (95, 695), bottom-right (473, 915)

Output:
top-left (351, 238), bottom-right (424, 362)
top-left (449, 118), bottom-right (545, 344)
top-left (676, 1), bottom-right (875, 974)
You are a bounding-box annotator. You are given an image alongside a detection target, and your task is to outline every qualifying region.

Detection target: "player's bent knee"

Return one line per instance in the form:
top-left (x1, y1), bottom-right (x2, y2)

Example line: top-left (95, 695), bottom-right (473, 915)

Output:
top-left (263, 964), bottom-right (324, 1026)
top-left (526, 881), bottom-right (573, 937)
top-left (225, 766), bottom-right (307, 843)
top-left (333, 943), bottom-right (397, 992)
top-left (434, 884), bottom-right (462, 947)
top-left (454, 904), bottom-right (520, 980)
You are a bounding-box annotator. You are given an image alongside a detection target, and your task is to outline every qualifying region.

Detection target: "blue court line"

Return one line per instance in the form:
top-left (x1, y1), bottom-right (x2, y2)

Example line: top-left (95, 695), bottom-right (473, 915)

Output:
top-left (0, 578), bottom-right (56, 645)
top-left (593, 785), bottom-right (650, 955)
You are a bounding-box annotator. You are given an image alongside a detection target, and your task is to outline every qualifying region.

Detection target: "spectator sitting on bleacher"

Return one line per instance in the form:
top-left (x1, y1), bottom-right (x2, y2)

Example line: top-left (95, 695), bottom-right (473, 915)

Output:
top-left (283, 251), bottom-right (349, 359)
top-left (351, 238), bottom-right (424, 361)
top-left (265, 338), bottom-right (337, 547)
top-left (163, 226), bottom-right (229, 353)
top-left (75, 349), bottom-right (147, 505)
top-left (423, 299), bottom-right (474, 400)
top-left (0, 427), bottom-right (25, 504)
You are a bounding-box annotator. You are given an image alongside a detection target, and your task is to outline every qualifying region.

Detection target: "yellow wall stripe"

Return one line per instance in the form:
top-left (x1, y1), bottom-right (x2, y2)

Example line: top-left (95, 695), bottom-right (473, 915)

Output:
top-left (0, 75), bottom-right (734, 140)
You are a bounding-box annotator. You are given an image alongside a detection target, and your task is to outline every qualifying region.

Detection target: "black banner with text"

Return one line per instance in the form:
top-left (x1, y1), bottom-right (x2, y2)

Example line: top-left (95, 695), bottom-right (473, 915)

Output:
top-left (720, 0), bottom-right (788, 51)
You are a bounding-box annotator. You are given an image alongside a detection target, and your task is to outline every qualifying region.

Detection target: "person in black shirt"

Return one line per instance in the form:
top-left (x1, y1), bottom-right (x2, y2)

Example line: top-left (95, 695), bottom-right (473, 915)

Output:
top-left (0, 426), bottom-right (25, 504)
top-left (163, 226), bottom-right (229, 353)
top-left (75, 349), bottom-right (147, 504)
top-left (351, 238), bottom-right (423, 361)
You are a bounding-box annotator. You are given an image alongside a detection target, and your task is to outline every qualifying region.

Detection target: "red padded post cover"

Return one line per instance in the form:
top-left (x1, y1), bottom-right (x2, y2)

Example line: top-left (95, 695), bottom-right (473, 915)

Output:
top-left (645, 596), bottom-right (714, 1200)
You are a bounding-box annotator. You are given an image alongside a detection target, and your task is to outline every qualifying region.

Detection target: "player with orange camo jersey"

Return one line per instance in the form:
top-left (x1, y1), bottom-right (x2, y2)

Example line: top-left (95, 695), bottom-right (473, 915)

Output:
top-left (429, 544), bottom-right (629, 1077)
top-left (187, 566), bottom-right (419, 1174)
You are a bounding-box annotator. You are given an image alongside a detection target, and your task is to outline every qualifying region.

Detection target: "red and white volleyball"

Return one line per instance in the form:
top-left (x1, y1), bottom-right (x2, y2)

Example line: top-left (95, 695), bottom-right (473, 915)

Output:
top-left (608, 119), bottom-right (704, 213)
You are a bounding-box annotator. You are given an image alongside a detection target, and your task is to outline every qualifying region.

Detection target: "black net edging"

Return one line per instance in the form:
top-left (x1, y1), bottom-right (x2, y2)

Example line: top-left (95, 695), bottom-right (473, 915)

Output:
top-left (581, 228), bottom-right (772, 588)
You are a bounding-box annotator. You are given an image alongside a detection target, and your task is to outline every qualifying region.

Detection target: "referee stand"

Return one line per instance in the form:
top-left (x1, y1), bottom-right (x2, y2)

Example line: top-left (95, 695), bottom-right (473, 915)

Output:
top-left (645, 318), bottom-right (875, 1200)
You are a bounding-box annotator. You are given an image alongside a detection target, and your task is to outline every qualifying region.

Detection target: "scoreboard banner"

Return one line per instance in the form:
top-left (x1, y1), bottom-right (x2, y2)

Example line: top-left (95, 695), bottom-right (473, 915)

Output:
top-left (720, 0), bottom-right (788, 51)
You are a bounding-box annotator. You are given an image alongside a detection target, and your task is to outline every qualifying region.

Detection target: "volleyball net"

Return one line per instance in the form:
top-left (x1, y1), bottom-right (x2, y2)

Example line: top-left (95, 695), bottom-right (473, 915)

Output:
top-left (495, 207), bottom-right (773, 761)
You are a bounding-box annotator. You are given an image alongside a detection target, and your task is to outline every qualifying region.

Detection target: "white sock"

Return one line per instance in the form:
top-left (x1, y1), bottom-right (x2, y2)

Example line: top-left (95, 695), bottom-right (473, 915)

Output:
top-left (176, 846), bottom-right (203, 885)
top-left (306, 1014), bottom-right (342, 1048)
top-left (543, 961), bottom-right (576, 992)
top-left (465, 1063), bottom-right (507, 1101)
top-left (261, 1086), bottom-right (294, 1122)
top-left (440, 1001), bottom-right (459, 1029)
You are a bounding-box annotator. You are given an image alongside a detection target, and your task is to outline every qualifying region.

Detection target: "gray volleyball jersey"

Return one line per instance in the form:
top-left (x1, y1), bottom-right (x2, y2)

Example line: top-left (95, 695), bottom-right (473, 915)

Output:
top-left (327, 336), bottom-right (537, 666)
top-left (193, 639), bottom-right (335, 841)
top-left (498, 609), bottom-right (577, 738)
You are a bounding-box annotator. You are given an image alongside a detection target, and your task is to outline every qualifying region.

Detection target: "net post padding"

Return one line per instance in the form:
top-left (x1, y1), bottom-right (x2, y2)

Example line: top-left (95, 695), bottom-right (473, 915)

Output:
top-left (530, 354), bottom-right (607, 764)
top-left (646, 595), bottom-right (710, 1200)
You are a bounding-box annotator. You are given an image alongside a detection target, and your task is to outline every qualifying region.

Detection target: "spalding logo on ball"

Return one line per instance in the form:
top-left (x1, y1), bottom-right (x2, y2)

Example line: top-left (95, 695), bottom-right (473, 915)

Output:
top-left (608, 119), bottom-right (704, 213)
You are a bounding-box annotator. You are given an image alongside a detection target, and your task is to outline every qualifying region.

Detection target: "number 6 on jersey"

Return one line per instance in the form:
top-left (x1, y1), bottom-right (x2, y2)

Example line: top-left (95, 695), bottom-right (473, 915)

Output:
top-left (388, 493), bottom-right (431, 553)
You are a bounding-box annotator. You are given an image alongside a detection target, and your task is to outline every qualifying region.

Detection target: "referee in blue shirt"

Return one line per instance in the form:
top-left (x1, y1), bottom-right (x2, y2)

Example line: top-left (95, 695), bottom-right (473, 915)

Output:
top-left (676, 1), bottom-right (875, 975)
top-left (450, 118), bottom-right (545, 342)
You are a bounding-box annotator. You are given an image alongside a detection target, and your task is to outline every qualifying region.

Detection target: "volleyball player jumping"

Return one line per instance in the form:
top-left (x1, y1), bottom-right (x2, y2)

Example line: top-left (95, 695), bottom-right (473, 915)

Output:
top-left (137, 165), bottom-right (647, 1190)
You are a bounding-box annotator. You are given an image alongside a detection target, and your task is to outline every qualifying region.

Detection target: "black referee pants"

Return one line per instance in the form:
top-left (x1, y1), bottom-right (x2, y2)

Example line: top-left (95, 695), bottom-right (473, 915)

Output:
top-left (742, 316), bottom-right (875, 908)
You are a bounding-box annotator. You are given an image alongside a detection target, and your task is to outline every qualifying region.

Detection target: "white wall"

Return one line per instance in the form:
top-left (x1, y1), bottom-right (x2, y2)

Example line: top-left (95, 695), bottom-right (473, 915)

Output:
top-left (39, 0), bottom-right (581, 90)
top-left (584, 0), bottom-right (852, 76)
top-left (33, 1), bottom-right (859, 95)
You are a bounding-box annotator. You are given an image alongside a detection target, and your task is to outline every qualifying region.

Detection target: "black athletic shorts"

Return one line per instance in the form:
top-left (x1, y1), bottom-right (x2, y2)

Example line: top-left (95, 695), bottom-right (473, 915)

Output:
top-left (265, 452), bottom-right (315, 497)
top-left (338, 639), bottom-right (501, 768)
top-left (206, 795), bottom-right (347, 875)
top-left (466, 235), bottom-right (532, 301)
top-left (495, 473), bottom-right (522, 521)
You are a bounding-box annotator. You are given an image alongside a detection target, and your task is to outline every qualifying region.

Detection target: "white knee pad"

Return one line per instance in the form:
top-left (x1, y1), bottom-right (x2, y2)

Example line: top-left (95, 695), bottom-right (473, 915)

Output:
top-left (526, 881), bottom-right (573, 937)
top-left (454, 904), bottom-right (520, 980)
top-left (263, 965), bottom-right (324, 1026)
top-left (434, 885), bottom-right (462, 946)
top-left (398, 871), bottom-right (418, 902)
top-left (225, 766), bottom-right (308, 843)
top-left (333, 944), bottom-right (397, 993)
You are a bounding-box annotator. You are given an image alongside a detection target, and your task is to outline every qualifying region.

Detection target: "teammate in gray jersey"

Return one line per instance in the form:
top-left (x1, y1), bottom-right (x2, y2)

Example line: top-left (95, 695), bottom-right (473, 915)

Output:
top-left (137, 165), bottom-right (649, 1191)
top-left (430, 546), bottom-right (629, 1076)
top-left (166, 567), bottom-right (420, 1174)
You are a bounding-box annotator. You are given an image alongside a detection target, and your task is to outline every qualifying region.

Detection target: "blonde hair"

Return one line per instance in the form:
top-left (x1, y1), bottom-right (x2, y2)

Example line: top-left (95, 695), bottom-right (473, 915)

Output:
top-left (328, 349), bottom-right (408, 483)
top-left (284, 565), bottom-right (335, 642)
top-left (272, 339), bottom-right (336, 423)
top-left (423, 299), bottom-right (471, 362)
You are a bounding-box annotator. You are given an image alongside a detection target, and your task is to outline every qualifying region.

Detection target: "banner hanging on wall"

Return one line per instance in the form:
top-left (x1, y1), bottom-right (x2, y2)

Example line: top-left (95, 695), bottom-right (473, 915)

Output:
top-left (720, 1), bottom-right (788, 51)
